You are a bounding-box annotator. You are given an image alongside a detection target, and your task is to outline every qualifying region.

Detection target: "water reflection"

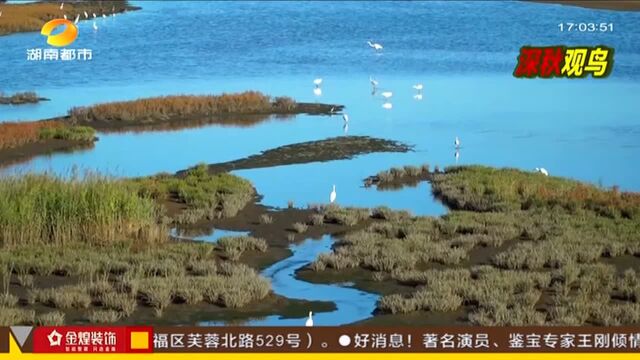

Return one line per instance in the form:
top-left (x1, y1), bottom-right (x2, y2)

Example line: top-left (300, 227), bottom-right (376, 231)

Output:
top-left (170, 227), bottom-right (249, 243)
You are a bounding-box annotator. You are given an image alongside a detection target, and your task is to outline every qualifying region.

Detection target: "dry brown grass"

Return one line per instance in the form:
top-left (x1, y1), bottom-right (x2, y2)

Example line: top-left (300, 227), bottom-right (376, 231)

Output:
top-left (68, 92), bottom-right (298, 124)
top-left (0, 1), bottom-right (132, 36)
top-left (0, 121), bottom-right (61, 150)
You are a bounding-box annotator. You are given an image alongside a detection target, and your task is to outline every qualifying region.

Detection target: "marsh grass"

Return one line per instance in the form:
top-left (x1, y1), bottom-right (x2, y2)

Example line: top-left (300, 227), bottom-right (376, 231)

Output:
top-left (322, 205), bottom-right (370, 226)
top-left (0, 120), bottom-right (60, 150)
top-left (69, 92), bottom-right (298, 124)
top-left (0, 91), bottom-right (40, 104)
top-left (133, 164), bottom-right (254, 222)
top-left (291, 222), bottom-right (308, 233)
top-left (35, 311), bottom-right (65, 326)
top-left (217, 236), bottom-right (267, 261)
top-left (0, 307), bottom-right (35, 326)
top-left (88, 310), bottom-right (122, 323)
top-left (39, 126), bottom-right (96, 142)
top-left (0, 173), bottom-right (164, 246)
top-left (259, 214), bottom-right (273, 224)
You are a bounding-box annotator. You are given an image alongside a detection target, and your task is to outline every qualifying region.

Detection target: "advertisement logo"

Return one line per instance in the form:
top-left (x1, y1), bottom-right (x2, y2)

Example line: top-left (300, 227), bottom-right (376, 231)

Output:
top-left (40, 18), bottom-right (78, 47)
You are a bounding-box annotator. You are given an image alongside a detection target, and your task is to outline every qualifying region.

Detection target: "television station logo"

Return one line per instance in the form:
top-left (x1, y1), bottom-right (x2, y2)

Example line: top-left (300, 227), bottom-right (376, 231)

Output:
top-left (26, 18), bottom-right (93, 62)
top-left (514, 45), bottom-right (614, 79)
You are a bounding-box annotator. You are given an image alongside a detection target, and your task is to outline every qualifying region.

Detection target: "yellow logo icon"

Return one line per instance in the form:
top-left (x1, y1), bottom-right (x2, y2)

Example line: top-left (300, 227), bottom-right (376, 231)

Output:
top-left (41, 19), bottom-right (78, 47)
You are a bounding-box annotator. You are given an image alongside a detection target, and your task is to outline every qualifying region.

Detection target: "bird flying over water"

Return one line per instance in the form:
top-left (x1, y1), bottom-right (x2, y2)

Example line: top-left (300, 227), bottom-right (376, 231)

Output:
top-left (367, 40), bottom-right (383, 51)
top-left (330, 185), bottom-right (337, 204)
top-left (305, 311), bottom-right (314, 326)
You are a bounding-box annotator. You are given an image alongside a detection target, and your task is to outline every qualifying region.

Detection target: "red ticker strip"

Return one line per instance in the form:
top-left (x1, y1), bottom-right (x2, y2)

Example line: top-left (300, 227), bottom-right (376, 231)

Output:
top-left (7, 326), bottom-right (640, 353)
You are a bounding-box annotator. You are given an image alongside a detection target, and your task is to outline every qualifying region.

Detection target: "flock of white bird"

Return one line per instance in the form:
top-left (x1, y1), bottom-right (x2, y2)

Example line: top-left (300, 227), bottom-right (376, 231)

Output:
top-left (319, 39), bottom-right (549, 250)
top-left (50, 2), bottom-right (120, 32)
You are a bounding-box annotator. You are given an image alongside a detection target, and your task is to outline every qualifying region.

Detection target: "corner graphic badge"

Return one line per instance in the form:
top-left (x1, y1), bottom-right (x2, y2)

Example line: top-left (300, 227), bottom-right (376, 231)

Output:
top-left (41, 18), bottom-right (78, 47)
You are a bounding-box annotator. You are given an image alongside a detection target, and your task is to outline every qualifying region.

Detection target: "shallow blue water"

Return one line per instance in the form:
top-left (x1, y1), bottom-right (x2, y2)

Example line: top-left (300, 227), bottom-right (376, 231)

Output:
top-left (202, 235), bottom-right (379, 326)
top-left (170, 228), bottom-right (249, 243)
top-left (1, 1), bottom-right (640, 213)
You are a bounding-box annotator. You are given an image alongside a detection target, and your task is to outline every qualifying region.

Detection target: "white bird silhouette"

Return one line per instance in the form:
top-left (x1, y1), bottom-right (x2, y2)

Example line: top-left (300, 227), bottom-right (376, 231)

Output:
top-left (93, 21), bottom-right (98, 31)
top-left (380, 91), bottom-right (393, 99)
top-left (369, 76), bottom-right (379, 88)
top-left (413, 93), bottom-right (423, 100)
top-left (60, 3), bottom-right (64, 10)
top-left (330, 185), bottom-right (337, 204)
top-left (102, 14), bottom-right (107, 18)
top-left (313, 78), bottom-right (323, 87)
top-left (413, 83), bottom-right (424, 91)
top-left (84, 11), bottom-right (88, 18)
top-left (305, 311), bottom-right (314, 327)
top-left (63, 14), bottom-right (67, 20)
top-left (74, 14), bottom-right (80, 24)
top-left (382, 102), bottom-right (393, 109)
top-left (342, 113), bottom-right (349, 123)
top-left (313, 87), bottom-right (322, 97)
top-left (93, 13), bottom-right (96, 18)
top-left (535, 167), bottom-right (549, 176)
top-left (367, 40), bottom-right (383, 51)
top-left (454, 136), bottom-right (461, 149)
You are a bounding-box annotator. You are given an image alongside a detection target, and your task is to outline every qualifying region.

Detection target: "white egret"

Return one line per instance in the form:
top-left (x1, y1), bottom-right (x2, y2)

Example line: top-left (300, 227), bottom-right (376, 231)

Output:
top-left (342, 113), bottom-right (349, 123)
top-left (93, 21), bottom-right (98, 31)
top-left (413, 93), bottom-right (423, 100)
top-left (330, 185), bottom-right (337, 204)
top-left (369, 76), bottom-right (378, 88)
top-left (367, 40), bottom-right (383, 51)
top-left (454, 136), bottom-right (461, 149)
top-left (60, 3), bottom-right (64, 10)
top-left (74, 14), bottom-right (80, 24)
top-left (535, 167), bottom-right (549, 176)
top-left (382, 102), bottom-right (393, 109)
top-left (313, 78), bottom-right (323, 87)
top-left (381, 91), bottom-right (393, 99)
top-left (305, 311), bottom-right (314, 327)
top-left (93, 13), bottom-right (96, 18)
top-left (455, 150), bottom-right (460, 163)
top-left (313, 87), bottom-right (322, 97)
top-left (63, 14), bottom-right (67, 20)
top-left (84, 11), bottom-right (88, 18)
top-left (102, 14), bottom-right (107, 18)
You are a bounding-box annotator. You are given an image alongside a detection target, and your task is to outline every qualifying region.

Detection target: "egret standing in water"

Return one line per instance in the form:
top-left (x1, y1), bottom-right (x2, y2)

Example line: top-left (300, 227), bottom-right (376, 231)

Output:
top-left (330, 185), bottom-right (337, 204)
top-left (93, 13), bottom-right (97, 18)
top-left (305, 311), bottom-right (314, 327)
top-left (369, 76), bottom-right (379, 88)
top-left (454, 136), bottom-right (461, 149)
top-left (74, 14), bottom-right (80, 24)
top-left (63, 14), bottom-right (67, 20)
top-left (84, 11), bottom-right (88, 18)
top-left (367, 40), bottom-right (383, 52)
